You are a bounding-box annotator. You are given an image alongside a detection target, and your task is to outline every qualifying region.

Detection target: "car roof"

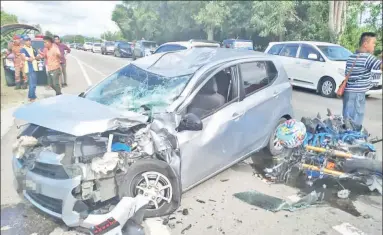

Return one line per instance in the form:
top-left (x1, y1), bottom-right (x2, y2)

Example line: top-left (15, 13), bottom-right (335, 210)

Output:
top-left (133, 47), bottom-right (269, 77)
top-left (269, 41), bottom-right (340, 47)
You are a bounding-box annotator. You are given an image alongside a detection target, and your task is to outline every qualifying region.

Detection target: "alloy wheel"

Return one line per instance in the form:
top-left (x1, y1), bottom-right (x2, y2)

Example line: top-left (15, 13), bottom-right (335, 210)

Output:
top-left (322, 81), bottom-right (334, 96)
top-left (134, 171), bottom-right (172, 210)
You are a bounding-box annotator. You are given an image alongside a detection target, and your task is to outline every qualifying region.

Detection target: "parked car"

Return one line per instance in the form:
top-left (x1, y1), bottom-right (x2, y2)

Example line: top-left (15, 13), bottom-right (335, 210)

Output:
top-left (76, 44), bottom-right (84, 50)
top-left (92, 43), bottom-right (102, 53)
top-left (153, 39), bottom-right (220, 54)
top-left (12, 48), bottom-right (293, 227)
top-left (368, 69), bottom-right (382, 96)
top-left (1, 25), bottom-right (48, 87)
top-left (101, 41), bottom-right (115, 55)
top-left (83, 42), bottom-right (93, 51)
top-left (132, 40), bottom-right (158, 60)
top-left (114, 41), bottom-right (133, 58)
top-left (222, 39), bottom-right (254, 50)
top-left (264, 41), bottom-right (375, 98)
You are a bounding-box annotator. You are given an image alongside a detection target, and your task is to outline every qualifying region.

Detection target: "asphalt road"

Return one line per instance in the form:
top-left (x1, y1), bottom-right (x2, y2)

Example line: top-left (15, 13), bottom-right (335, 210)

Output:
top-left (1, 50), bottom-right (382, 235)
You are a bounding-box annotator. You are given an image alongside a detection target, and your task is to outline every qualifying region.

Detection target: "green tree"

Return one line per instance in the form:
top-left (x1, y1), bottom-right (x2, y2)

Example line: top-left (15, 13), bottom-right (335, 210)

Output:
top-left (193, 1), bottom-right (230, 40)
top-left (100, 31), bottom-right (124, 41)
top-left (0, 9), bottom-right (18, 26)
top-left (251, 1), bottom-right (298, 41)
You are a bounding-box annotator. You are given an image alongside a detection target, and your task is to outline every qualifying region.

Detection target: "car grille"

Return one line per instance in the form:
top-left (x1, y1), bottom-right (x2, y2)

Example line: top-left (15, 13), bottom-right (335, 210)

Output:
top-left (30, 162), bottom-right (69, 179)
top-left (370, 85), bottom-right (382, 90)
top-left (26, 190), bottom-right (63, 214)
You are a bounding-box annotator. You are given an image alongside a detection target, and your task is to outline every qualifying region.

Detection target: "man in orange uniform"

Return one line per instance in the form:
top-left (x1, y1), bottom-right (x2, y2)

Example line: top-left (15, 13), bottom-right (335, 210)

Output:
top-left (11, 35), bottom-right (28, 89)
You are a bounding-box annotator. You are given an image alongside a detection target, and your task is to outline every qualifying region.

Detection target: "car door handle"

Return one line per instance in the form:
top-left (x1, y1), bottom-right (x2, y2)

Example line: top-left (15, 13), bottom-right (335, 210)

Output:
top-left (273, 91), bottom-right (280, 97)
top-left (231, 111), bottom-right (245, 120)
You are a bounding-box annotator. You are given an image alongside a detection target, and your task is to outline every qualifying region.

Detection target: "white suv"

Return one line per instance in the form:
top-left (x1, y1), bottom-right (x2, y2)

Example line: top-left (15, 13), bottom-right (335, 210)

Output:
top-left (264, 41), bottom-right (382, 97)
top-left (83, 42), bottom-right (93, 51)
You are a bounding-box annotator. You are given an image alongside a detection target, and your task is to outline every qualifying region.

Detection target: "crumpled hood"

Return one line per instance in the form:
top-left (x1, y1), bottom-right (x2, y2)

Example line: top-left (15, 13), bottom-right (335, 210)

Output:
top-left (13, 94), bottom-right (148, 136)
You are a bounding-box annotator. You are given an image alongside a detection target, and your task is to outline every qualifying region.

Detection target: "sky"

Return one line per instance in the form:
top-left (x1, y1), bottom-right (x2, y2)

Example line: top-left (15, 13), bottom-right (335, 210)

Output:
top-left (1, 1), bottom-right (121, 37)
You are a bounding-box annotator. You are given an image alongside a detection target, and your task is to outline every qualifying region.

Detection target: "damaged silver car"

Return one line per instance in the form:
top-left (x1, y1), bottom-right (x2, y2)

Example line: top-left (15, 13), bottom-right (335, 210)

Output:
top-left (12, 47), bottom-right (293, 228)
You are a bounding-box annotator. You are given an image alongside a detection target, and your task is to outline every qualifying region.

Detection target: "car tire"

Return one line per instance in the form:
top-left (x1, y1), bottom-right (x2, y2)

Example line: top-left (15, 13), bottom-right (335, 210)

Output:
top-left (116, 159), bottom-right (180, 218)
top-left (319, 77), bottom-right (336, 98)
top-left (132, 54), bottom-right (136, 61)
top-left (5, 69), bottom-right (15, 86)
top-left (251, 117), bottom-right (289, 168)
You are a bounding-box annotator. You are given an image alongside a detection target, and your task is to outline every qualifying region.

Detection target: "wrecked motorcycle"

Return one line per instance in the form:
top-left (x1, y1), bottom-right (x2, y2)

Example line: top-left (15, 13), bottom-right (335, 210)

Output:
top-left (264, 144), bottom-right (383, 196)
top-left (301, 108), bottom-right (377, 158)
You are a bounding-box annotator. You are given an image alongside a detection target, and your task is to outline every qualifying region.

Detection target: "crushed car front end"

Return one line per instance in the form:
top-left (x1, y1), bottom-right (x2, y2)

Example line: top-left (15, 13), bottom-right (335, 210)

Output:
top-left (12, 94), bottom-right (182, 228)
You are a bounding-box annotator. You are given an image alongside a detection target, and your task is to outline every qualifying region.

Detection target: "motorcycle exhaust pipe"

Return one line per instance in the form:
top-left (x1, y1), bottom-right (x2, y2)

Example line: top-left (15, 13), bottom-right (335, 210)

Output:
top-left (305, 145), bottom-right (352, 158)
top-left (302, 163), bottom-right (344, 176)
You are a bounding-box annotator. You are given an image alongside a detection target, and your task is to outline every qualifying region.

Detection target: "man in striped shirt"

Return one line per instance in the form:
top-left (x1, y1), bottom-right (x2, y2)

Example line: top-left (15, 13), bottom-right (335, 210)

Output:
top-left (343, 32), bottom-right (382, 130)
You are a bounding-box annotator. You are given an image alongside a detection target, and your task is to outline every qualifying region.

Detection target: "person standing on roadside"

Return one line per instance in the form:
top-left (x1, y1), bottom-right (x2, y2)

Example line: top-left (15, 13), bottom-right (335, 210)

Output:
top-left (343, 32), bottom-right (382, 130)
top-left (54, 35), bottom-right (71, 87)
top-left (11, 35), bottom-right (28, 90)
top-left (20, 35), bottom-right (38, 102)
top-left (37, 36), bottom-right (62, 96)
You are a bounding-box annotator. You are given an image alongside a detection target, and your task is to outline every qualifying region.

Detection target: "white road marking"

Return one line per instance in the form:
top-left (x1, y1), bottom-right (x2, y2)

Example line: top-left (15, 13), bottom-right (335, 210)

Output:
top-left (333, 223), bottom-right (366, 235)
top-left (81, 62), bottom-right (107, 77)
top-left (68, 54), bottom-right (92, 86)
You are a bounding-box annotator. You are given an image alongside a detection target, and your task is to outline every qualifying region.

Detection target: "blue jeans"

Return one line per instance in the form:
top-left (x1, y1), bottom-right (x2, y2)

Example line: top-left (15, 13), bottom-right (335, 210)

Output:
top-left (342, 91), bottom-right (365, 128)
top-left (27, 71), bottom-right (37, 99)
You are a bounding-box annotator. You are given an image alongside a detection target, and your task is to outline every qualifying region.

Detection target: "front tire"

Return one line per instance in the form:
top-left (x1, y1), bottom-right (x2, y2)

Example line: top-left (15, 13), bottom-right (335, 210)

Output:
top-left (319, 77), bottom-right (336, 98)
top-left (116, 159), bottom-right (180, 218)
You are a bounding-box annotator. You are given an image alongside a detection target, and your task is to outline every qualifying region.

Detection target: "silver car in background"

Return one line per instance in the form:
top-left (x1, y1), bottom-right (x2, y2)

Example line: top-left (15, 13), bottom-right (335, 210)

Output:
top-left (12, 48), bottom-right (293, 228)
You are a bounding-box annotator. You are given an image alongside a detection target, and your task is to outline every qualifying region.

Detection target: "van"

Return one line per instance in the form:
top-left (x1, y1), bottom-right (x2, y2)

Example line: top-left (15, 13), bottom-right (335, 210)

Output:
top-left (264, 41), bottom-right (382, 98)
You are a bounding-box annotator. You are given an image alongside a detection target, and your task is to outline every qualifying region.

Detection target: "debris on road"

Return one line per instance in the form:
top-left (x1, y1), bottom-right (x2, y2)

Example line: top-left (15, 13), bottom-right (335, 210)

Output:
top-left (233, 189), bottom-right (324, 212)
top-left (220, 179), bottom-right (229, 182)
top-left (181, 224), bottom-right (192, 234)
top-left (196, 199), bottom-right (206, 204)
top-left (207, 226), bottom-right (213, 229)
top-left (182, 209), bottom-right (189, 215)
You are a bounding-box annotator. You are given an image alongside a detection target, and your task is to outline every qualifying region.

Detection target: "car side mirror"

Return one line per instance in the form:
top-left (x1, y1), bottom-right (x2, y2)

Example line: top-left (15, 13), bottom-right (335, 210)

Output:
top-left (308, 53), bottom-right (318, 60)
top-left (176, 113), bottom-right (203, 132)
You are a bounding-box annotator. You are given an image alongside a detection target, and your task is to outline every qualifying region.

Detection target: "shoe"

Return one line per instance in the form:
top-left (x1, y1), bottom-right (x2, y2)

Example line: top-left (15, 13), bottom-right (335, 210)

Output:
top-left (62, 83), bottom-right (67, 87)
top-left (15, 83), bottom-right (21, 90)
top-left (29, 98), bottom-right (36, 102)
top-left (22, 83), bottom-right (28, 89)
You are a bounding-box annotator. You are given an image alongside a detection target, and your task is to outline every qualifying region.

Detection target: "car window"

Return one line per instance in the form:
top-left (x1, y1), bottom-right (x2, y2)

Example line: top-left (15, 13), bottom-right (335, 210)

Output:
top-left (279, 44), bottom-right (299, 57)
top-left (31, 40), bottom-right (44, 50)
top-left (267, 44), bottom-right (285, 55)
top-left (239, 61), bottom-right (278, 96)
top-left (187, 66), bottom-right (238, 119)
top-left (299, 45), bottom-right (324, 61)
top-left (155, 44), bottom-right (187, 53)
top-left (94, 43), bottom-right (101, 46)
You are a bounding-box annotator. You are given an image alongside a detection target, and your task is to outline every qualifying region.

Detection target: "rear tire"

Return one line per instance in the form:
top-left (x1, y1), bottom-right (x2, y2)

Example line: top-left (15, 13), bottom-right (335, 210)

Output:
top-left (319, 77), bottom-right (336, 98)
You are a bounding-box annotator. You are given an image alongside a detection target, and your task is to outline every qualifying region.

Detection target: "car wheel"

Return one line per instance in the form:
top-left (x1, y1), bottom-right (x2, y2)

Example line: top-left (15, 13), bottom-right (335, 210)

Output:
top-left (319, 77), bottom-right (336, 98)
top-left (116, 159), bottom-right (180, 218)
top-left (266, 117), bottom-right (287, 156)
top-left (4, 69), bottom-right (15, 86)
top-left (366, 94), bottom-right (371, 98)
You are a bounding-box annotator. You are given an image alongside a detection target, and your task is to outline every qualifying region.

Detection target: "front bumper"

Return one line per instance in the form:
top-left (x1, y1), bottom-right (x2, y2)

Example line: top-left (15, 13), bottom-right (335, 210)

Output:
top-left (366, 85), bottom-right (382, 95)
top-left (13, 157), bottom-right (83, 226)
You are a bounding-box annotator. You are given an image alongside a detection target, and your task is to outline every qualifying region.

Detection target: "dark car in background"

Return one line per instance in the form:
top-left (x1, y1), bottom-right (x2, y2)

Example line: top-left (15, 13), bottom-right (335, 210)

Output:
top-left (1, 24), bottom-right (48, 86)
top-left (222, 39), bottom-right (254, 50)
top-left (114, 41), bottom-right (133, 58)
top-left (101, 41), bottom-right (115, 55)
top-left (132, 40), bottom-right (158, 60)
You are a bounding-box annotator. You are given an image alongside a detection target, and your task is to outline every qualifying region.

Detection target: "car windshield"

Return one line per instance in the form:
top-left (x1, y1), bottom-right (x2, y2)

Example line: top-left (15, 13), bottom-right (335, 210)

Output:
top-left (317, 45), bottom-right (352, 61)
top-left (84, 64), bottom-right (192, 113)
top-left (94, 43), bottom-right (101, 46)
top-left (142, 42), bottom-right (157, 48)
top-left (85, 42), bottom-right (92, 45)
top-left (106, 42), bottom-right (114, 46)
top-left (31, 40), bottom-right (44, 50)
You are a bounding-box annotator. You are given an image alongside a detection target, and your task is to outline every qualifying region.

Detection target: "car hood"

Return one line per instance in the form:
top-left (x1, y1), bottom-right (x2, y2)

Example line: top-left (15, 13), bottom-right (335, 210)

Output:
top-left (13, 94), bottom-right (148, 136)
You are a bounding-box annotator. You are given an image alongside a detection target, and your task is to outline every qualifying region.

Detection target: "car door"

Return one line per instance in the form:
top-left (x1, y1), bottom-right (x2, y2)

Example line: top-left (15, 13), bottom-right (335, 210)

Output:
top-left (234, 60), bottom-right (281, 156)
top-left (176, 64), bottom-right (245, 190)
top-left (277, 44), bottom-right (300, 81)
top-left (294, 44), bottom-right (326, 89)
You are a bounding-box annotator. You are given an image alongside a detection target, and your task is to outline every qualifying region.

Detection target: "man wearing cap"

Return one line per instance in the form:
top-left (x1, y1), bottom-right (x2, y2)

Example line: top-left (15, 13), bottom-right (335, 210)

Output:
top-left (20, 35), bottom-right (39, 102)
top-left (11, 35), bottom-right (28, 89)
